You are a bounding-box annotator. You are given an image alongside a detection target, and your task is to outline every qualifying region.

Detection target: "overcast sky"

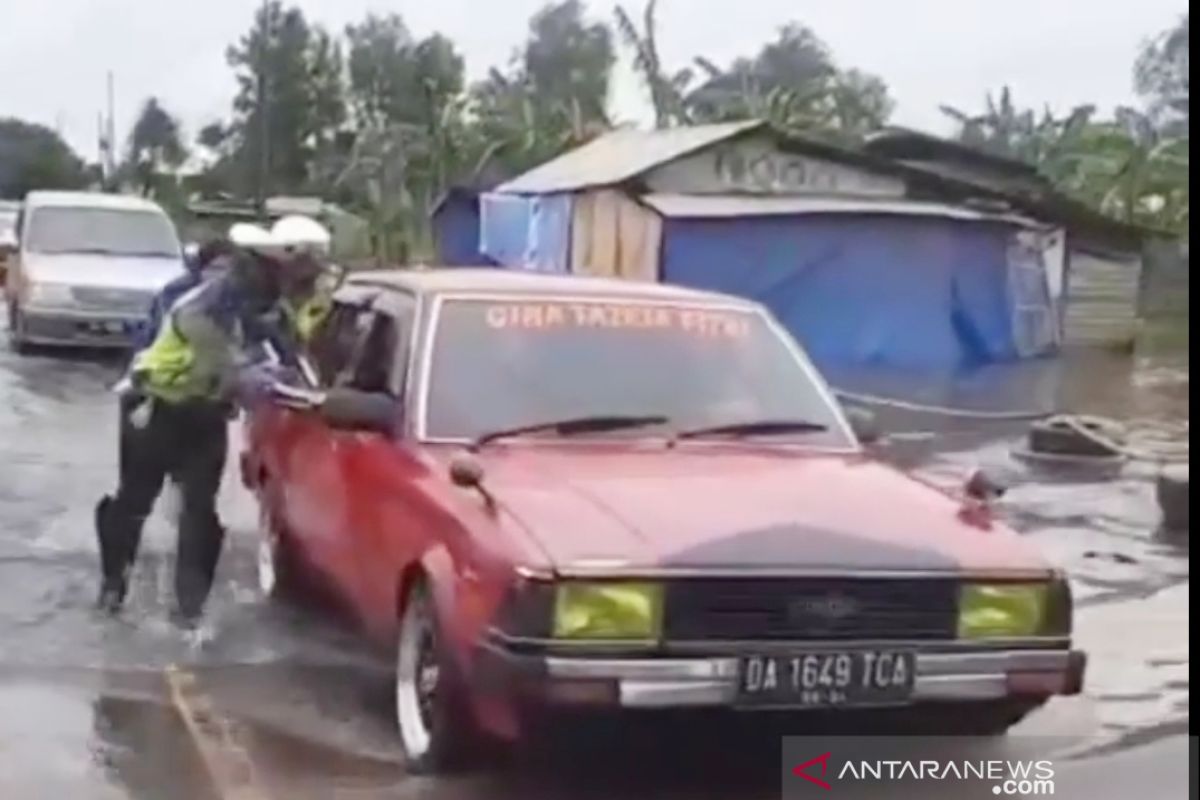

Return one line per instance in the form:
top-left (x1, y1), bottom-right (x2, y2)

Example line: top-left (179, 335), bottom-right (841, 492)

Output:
top-left (0, 0), bottom-right (1187, 161)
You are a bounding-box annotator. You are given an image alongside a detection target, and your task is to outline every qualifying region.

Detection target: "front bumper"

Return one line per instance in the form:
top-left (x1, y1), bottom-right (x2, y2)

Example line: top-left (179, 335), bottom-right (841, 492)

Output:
top-left (18, 307), bottom-right (144, 348)
top-left (484, 643), bottom-right (1086, 710)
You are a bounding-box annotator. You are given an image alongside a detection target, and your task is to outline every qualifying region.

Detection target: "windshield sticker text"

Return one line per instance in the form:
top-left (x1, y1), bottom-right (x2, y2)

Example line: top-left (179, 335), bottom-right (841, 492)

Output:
top-left (483, 302), bottom-right (750, 339)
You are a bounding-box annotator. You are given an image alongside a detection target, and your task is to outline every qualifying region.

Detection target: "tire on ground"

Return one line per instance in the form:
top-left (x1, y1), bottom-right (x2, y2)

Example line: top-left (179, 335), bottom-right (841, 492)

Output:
top-left (257, 490), bottom-right (299, 600)
top-left (1158, 466), bottom-right (1189, 532)
top-left (1027, 417), bottom-right (1122, 458)
top-left (7, 301), bottom-right (30, 354)
top-left (394, 579), bottom-right (480, 774)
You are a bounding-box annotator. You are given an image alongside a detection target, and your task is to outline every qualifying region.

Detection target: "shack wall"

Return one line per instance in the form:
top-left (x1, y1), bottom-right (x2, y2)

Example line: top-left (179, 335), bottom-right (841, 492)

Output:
top-left (1063, 247), bottom-right (1143, 347)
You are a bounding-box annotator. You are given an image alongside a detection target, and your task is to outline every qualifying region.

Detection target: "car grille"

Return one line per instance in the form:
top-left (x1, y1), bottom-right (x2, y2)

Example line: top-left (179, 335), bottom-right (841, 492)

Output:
top-left (663, 577), bottom-right (959, 641)
top-left (70, 286), bottom-right (153, 314)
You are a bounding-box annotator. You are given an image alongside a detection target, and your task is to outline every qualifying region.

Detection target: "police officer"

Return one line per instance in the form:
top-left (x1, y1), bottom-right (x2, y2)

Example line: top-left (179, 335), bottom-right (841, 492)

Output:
top-left (95, 226), bottom-right (283, 624)
top-left (269, 215), bottom-right (337, 366)
top-left (133, 239), bottom-right (237, 351)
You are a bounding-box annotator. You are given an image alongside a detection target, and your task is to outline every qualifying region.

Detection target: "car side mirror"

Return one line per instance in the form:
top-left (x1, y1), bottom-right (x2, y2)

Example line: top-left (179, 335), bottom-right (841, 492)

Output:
top-left (320, 387), bottom-right (398, 434)
top-left (448, 453), bottom-right (496, 509)
top-left (845, 407), bottom-right (882, 445)
top-left (449, 454), bottom-right (485, 489)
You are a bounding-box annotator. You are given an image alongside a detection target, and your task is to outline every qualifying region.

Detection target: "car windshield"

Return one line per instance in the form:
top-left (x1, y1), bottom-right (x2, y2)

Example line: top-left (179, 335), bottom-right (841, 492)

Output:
top-left (424, 297), bottom-right (853, 447)
top-left (25, 206), bottom-right (179, 257)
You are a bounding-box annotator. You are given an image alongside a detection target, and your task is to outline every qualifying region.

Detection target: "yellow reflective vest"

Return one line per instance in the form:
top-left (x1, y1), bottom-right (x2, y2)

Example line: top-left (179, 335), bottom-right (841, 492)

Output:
top-left (281, 292), bottom-right (333, 345)
top-left (131, 284), bottom-right (239, 404)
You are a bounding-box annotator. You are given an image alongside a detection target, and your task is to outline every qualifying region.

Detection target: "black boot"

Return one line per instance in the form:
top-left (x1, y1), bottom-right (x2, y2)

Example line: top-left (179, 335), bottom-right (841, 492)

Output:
top-left (175, 519), bottom-right (226, 623)
top-left (94, 496), bottom-right (130, 614)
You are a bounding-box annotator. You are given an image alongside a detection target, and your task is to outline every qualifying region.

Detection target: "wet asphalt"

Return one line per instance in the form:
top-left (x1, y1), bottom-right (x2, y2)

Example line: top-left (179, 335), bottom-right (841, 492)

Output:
top-left (0, 324), bottom-right (1189, 800)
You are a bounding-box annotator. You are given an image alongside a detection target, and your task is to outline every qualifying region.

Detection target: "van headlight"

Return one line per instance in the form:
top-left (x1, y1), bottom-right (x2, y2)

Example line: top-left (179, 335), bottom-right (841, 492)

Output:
top-left (27, 282), bottom-right (75, 307)
top-left (958, 581), bottom-right (1070, 639)
top-left (553, 582), bottom-right (664, 641)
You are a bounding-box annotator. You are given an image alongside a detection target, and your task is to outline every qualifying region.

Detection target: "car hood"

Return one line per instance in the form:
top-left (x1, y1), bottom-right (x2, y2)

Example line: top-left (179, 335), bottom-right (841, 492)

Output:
top-left (23, 252), bottom-right (185, 292)
top-left (455, 445), bottom-right (1051, 577)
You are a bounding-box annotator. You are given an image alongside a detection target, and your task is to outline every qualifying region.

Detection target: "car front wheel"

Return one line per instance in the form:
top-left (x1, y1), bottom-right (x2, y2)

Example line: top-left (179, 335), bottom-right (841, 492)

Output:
top-left (394, 580), bottom-right (477, 773)
top-left (256, 500), bottom-right (295, 600)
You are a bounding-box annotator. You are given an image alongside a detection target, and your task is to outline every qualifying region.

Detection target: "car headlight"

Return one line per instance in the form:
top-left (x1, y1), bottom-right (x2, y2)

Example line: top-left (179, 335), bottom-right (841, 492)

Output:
top-left (958, 581), bottom-right (1070, 639)
top-left (553, 581), bottom-right (664, 641)
top-left (27, 282), bottom-right (75, 307)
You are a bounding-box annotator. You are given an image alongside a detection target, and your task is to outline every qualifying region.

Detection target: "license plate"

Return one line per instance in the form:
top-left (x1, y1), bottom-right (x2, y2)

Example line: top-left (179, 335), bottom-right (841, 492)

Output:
top-left (737, 650), bottom-right (915, 708)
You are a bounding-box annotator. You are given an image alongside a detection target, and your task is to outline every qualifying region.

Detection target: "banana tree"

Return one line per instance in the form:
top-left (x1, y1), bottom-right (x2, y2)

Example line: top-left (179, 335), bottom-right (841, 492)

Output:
top-left (615, 0), bottom-right (693, 128)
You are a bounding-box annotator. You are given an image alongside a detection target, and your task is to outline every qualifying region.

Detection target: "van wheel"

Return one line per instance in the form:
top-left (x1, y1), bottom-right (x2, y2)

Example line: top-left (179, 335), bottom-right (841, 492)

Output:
top-left (394, 580), bottom-right (477, 773)
top-left (7, 301), bottom-right (29, 354)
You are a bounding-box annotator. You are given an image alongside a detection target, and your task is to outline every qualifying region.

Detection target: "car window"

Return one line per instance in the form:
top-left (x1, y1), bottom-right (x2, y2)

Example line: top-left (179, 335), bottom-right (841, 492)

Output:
top-left (424, 297), bottom-right (853, 447)
top-left (311, 301), bottom-right (365, 386)
top-left (374, 293), bottom-right (417, 398)
top-left (347, 312), bottom-right (398, 395)
top-left (25, 206), bottom-right (179, 257)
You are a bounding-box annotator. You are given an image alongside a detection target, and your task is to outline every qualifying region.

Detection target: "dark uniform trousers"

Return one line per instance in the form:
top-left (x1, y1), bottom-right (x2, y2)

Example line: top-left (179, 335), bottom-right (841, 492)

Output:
top-left (95, 393), bottom-right (229, 617)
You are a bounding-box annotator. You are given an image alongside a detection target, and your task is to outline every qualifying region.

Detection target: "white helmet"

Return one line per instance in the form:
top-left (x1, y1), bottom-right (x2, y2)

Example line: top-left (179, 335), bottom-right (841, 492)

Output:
top-left (271, 215), bottom-right (331, 257)
top-left (228, 222), bottom-right (276, 253)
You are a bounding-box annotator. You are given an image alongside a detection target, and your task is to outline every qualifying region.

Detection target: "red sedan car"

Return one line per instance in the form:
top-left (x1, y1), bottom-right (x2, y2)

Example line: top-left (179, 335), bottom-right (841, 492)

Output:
top-left (242, 269), bottom-right (1085, 772)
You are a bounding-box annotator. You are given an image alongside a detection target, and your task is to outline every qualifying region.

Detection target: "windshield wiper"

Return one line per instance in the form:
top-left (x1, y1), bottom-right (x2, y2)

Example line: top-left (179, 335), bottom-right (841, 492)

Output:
top-left (473, 414), bottom-right (669, 449)
top-left (674, 419), bottom-right (828, 441)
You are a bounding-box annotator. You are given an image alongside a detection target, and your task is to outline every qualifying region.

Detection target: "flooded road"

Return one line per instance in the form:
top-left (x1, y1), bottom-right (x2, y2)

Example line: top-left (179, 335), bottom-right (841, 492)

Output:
top-left (0, 329), bottom-right (1189, 799)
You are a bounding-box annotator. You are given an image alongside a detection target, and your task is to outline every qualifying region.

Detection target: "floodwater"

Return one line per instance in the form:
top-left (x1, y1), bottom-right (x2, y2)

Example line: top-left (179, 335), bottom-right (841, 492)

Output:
top-left (0, 325), bottom-right (1189, 799)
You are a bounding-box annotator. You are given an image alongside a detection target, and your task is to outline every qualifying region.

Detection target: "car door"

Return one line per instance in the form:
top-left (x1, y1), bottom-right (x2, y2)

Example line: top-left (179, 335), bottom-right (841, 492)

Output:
top-left (326, 291), bottom-right (428, 637)
top-left (271, 288), bottom-right (377, 605)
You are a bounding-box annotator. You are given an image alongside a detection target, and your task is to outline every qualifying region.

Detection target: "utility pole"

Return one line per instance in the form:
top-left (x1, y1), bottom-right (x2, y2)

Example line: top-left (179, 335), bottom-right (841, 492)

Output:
top-left (256, 0), bottom-right (270, 220)
top-left (106, 71), bottom-right (116, 185)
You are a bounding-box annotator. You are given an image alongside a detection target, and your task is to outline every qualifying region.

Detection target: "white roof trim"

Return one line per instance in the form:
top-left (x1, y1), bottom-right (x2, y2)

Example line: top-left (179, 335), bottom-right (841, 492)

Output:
top-left (642, 193), bottom-right (1044, 227)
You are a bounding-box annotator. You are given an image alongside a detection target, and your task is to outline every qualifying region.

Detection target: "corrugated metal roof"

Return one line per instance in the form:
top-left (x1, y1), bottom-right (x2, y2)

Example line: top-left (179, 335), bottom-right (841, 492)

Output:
top-left (496, 120), bottom-right (766, 195)
top-left (641, 193), bottom-right (1043, 226)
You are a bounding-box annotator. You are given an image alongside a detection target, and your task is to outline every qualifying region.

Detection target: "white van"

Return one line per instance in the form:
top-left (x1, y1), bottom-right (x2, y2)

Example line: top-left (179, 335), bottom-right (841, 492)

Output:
top-left (5, 191), bottom-right (186, 351)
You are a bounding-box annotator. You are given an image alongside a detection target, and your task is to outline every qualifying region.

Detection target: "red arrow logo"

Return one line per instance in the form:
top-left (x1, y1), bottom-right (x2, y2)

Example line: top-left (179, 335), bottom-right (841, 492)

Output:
top-left (792, 752), bottom-right (832, 790)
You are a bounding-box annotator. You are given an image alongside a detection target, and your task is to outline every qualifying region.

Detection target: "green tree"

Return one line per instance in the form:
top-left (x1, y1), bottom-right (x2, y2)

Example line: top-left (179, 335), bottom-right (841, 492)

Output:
top-left (0, 118), bottom-right (88, 199)
top-left (615, 0), bottom-right (692, 128)
top-left (942, 84), bottom-right (1188, 234)
top-left (1135, 14), bottom-right (1189, 136)
top-left (1070, 110), bottom-right (1189, 230)
top-left (685, 23), bottom-right (892, 142)
top-left (345, 13), bottom-right (419, 129)
top-left (308, 27), bottom-right (347, 154)
top-left (466, 1), bottom-right (615, 178)
top-left (225, 2), bottom-right (345, 198)
top-left (523, 0), bottom-right (615, 127)
top-left (940, 87), bottom-right (1097, 179)
top-left (127, 97), bottom-right (187, 196)
top-left (340, 13), bottom-right (470, 257)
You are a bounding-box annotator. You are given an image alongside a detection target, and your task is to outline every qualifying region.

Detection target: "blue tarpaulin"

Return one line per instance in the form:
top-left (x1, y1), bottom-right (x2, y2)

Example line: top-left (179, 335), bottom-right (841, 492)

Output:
top-left (661, 215), bottom-right (1020, 371)
top-left (432, 190), bottom-right (491, 266)
top-left (480, 193), bottom-right (573, 272)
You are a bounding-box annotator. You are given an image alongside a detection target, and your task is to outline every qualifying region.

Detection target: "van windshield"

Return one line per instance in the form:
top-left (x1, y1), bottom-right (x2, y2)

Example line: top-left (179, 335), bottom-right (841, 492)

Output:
top-left (26, 207), bottom-right (179, 257)
top-left (0, 210), bottom-right (16, 246)
top-left (424, 297), bottom-right (853, 447)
